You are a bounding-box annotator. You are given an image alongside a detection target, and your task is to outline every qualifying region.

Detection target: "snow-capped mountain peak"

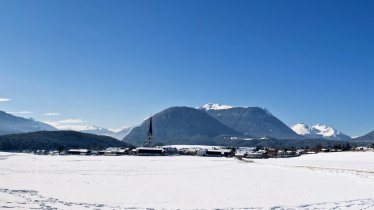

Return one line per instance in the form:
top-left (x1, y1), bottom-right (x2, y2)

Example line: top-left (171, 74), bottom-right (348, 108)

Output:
top-left (291, 123), bottom-right (351, 140)
top-left (199, 103), bottom-right (274, 117)
top-left (84, 125), bottom-right (107, 131)
top-left (292, 123), bottom-right (312, 136)
top-left (79, 126), bottom-right (114, 136)
top-left (199, 103), bottom-right (234, 110)
top-left (79, 125), bottom-right (134, 140)
top-left (312, 124), bottom-right (337, 137)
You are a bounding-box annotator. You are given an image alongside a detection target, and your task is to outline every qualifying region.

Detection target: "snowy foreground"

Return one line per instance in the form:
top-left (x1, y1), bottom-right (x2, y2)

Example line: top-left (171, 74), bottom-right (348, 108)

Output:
top-left (1, 152), bottom-right (374, 209)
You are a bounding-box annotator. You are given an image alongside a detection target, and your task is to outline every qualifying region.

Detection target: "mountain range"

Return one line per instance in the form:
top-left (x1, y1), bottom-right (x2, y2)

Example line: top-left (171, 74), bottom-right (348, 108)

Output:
top-left (292, 123), bottom-right (351, 140)
top-left (124, 104), bottom-right (373, 146)
top-left (353, 131), bottom-right (374, 143)
top-left (0, 111), bottom-right (57, 135)
top-left (0, 110), bottom-right (133, 140)
top-left (199, 104), bottom-right (301, 140)
top-left (123, 106), bottom-right (240, 146)
top-left (79, 126), bottom-right (134, 140)
top-left (1, 104), bottom-right (374, 148)
top-left (0, 131), bottom-right (133, 151)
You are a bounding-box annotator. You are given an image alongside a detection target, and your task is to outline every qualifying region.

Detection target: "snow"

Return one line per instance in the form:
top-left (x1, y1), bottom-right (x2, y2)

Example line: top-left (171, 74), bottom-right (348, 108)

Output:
top-left (292, 123), bottom-right (351, 140)
top-left (199, 104), bottom-right (273, 117)
top-left (291, 123), bottom-right (312, 136)
top-left (108, 126), bottom-right (133, 133)
top-left (68, 149), bottom-right (90, 153)
top-left (199, 103), bottom-right (234, 110)
top-left (1, 152), bottom-right (374, 209)
top-left (255, 151), bottom-right (374, 172)
top-left (230, 137), bottom-right (256, 141)
top-left (312, 123), bottom-right (342, 137)
top-left (165, 145), bottom-right (222, 149)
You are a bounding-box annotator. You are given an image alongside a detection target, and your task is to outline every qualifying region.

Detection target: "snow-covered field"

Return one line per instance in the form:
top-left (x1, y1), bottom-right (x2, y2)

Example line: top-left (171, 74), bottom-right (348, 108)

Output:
top-left (1, 152), bottom-right (374, 209)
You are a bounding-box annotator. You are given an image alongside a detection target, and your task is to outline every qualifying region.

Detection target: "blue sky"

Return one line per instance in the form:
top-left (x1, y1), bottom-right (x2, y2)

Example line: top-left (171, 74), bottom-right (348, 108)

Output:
top-left (0, 0), bottom-right (373, 136)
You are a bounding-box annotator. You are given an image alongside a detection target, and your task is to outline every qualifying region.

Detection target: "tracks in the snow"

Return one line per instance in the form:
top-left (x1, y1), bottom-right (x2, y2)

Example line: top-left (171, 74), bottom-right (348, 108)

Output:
top-left (238, 157), bottom-right (374, 181)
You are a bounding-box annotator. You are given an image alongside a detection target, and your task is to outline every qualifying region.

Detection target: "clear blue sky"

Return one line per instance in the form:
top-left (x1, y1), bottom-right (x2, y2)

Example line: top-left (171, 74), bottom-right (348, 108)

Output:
top-left (0, 0), bottom-right (373, 136)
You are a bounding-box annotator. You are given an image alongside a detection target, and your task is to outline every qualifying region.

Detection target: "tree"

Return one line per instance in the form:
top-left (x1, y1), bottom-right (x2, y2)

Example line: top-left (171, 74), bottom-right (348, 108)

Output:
top-left (314, 143), bottom-right (323, 153)
top-left (305, 146), bottom-right (310, 151)
top-left (57, 145), bottom-right (65, 154)
top-left (255, 145), bottom-right (262, 151)
top-left (343, 142), bottom-right (351, 151)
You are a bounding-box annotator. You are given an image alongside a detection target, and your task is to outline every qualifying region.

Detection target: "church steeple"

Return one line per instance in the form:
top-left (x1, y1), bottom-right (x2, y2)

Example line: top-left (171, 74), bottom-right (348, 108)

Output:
top-left (146, 116), bottom-right (153, 147)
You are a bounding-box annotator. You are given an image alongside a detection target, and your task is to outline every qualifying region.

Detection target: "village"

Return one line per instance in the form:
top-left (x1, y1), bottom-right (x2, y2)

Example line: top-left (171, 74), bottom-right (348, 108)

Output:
top-left (32, 144), bottom-right (374, 159)
top-left (33, 117), bottom-right (374, 158)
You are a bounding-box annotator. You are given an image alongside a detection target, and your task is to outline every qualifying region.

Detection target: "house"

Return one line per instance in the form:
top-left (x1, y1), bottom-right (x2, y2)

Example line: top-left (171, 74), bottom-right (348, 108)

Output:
top-left (277, 150), bottom-right (298, 158)
top-left (205, 148), bottom-right (233, 157)
top-left (245, 152), bottom-right (263, 159)
top-left (163, 147), bottom-right (179, 155)
top-left (35, 150), bottom-right (47, 155)
top-left (321, 148), bottom-right (330, 153)
top-left (116, 148), bottom-right (129, 155)
top-left (286, 150), bottom-right (298, 157)
top-left (90, 150), bottom-right (99, 156)
top-left (355, 147), bottom-right (371, 152)
top-left (235, 147), bottom-right (256, 157)
top-left (99, 147), bottom-right (129, 156)
top-left (67, 149), bottom-right (91, 155)
top-left (264, 149), bottom-right (278, 158)
top-left (296, 149), bottom-right (306, 155)
top-left (234, 152), bottom-right (246, 158)
top-left (99, 149), bottom-right (116, 156)
top-left (136, 147), bottom-right (164, 156)
top-left (197, 149), bottom-right (207, 156)
top-left (48, 151), bottom-right (60, 155)
top-left (178, 147), bottom-right (198, 156)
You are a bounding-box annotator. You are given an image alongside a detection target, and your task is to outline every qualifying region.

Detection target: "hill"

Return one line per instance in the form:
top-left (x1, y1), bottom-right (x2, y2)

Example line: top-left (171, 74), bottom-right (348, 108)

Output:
top-left (123, 107), bottom-right (240, 146)
top-left (199, 104), bottom-right (301, 139)
top-left (0, 110), bottom-right (57, 135)
top-left (111, 126), bottom-right (134, 140)
top-left (0, 131), bottom-right (133, 151)
top-left (353, 131), bottom-right (374, 143)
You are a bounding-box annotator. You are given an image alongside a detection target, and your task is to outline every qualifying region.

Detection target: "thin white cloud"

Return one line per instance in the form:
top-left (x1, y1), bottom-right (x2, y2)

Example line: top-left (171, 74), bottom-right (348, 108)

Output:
top-left (44, 119), bottom-right (90, 131)
top-left (8, 111), bottom-right (33, 114)
top-left (57, 119), bottom-right (87, 124)
top-left (48, 124), bottom-right (93, 131)
top-left (108, 125), bottom-right (132, 133)
top-left (43, 112), bottom-right (61, 116)
top-left (0, 98), bottom-right (11, 102)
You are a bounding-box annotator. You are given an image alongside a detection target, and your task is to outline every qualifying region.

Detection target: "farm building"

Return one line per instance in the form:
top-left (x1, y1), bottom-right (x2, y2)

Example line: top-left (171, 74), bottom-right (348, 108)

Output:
top-left (67, 149), bottom-right (91, 155)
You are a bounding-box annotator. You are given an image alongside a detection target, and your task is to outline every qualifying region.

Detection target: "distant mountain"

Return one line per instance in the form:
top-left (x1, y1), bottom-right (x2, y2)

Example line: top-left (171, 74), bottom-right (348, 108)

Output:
top-left (0, 110), bottom-right (57, 136)
top-left (123, 107), bottom-right (240, 146)
top-left (114, 126), bottom-right (134, 140)
top-left (79, 126), bottom-right (115, 137)
top-left (79, 126), bottom-right (134, 140)
top-left (199, 104), bottom-right (301, 140)
top-left (292, 123), bottom-right (351, 141)
top-left (0, 131), bottom-right (134, 151)
top-left (227, 137), bottom-right (351, 149)
top-left (353, 130), bottom-right (374, 143)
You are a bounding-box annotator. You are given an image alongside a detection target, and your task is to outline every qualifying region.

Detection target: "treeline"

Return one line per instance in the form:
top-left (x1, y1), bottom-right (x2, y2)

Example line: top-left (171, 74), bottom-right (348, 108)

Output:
top-left (0, 131), bottom-right (134, 152)
top-left (227, 137), bottom-right (374, 149)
